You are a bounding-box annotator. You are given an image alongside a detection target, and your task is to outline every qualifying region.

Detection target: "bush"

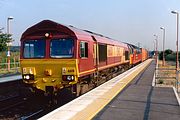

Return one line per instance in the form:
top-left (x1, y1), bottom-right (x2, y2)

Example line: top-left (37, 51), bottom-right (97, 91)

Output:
top-left (166, 54), bottom-right (176, 61)
top-left (158, 79), bottom-right (164, 84)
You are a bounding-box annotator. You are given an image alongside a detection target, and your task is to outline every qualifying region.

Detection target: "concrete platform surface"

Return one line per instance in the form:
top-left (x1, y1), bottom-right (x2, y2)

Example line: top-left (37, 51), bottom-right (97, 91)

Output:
top-left (0, 75), bottom-right (21, 83)
top-left (93, 61), bottom-right (180, 120)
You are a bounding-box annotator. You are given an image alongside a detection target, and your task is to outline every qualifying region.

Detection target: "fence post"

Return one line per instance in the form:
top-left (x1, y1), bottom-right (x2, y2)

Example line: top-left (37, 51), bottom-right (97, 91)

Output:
top-left (155, 67), bottom-right (156, 86)
top-left (178, 70), bottom-right (179, 93)
top-left (155, 59), bottom-right (159, 86)
top-left (6, 58), bottom-right (8, 71)
top-left (16, 57), bottom-right (19, 73)
top-left (14, 57), bottom-right (16, 69)
top-left (176, 70), bottom-right (179, 92)
top-left (0, 58), bottom-right (1, 70)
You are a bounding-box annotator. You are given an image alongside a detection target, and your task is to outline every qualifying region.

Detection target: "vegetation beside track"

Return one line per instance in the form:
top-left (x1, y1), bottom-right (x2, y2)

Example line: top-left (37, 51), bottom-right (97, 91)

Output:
top-left (0, 50), bottom-right (20, 76)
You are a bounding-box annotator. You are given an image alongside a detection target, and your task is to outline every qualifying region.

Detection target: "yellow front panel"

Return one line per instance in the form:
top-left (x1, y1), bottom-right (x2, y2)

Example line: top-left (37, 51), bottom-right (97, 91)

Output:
top-left (20, 59), bottom-right (79, 92)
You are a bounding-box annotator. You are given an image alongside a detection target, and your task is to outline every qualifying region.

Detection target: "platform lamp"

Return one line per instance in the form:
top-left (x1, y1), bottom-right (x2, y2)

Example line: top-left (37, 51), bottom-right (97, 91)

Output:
top-left (154, 34), bottom-right (158, 64)
top-left (7, 16), bottom-right (13, 72)
top-left (171, 11), bottom-right (179, 71)
top-left (160, 27), bottom-right (165, 66)
top-left (171, 10), bottom-right (179, 92)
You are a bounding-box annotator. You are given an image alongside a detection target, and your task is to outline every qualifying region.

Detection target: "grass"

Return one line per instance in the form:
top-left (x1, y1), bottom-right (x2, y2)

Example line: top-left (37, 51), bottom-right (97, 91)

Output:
top-left (158, 79), bottom-right (164, 84)
top-left (156, 60), bottom-right (177, 87)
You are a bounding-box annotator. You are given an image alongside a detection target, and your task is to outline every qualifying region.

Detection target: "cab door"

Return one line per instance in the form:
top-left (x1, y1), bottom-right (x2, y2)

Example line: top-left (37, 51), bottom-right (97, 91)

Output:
top-left (92, 36), bottom-right (99, 73)
top-left (78, 40), bottom-right (94, 77)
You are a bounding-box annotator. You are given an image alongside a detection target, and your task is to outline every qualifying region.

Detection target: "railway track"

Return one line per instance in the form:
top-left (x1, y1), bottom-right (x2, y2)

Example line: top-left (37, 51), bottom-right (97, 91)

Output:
top-left (0, 69), bottom-right (128, 119)
top-left (0, 92), bottom-right (76, 119)
top-left (0, 94), bottom-right (20, 102)
top-left (0, 94), bottom-right (46, 119)
top-left (20, 109), bottom-right (44, 120)
top-left (0, 79), bottom-right (75, 119)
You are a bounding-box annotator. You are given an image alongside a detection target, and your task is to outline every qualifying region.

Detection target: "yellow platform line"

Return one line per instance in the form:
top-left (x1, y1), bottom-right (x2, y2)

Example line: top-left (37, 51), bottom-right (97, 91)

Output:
top-left (72, 59), bottom-right (152, 120)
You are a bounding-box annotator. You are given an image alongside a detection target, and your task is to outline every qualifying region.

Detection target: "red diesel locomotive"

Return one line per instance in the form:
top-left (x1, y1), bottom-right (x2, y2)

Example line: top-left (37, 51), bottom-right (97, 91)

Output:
top-left (20, 20), bottom-right (148, 96)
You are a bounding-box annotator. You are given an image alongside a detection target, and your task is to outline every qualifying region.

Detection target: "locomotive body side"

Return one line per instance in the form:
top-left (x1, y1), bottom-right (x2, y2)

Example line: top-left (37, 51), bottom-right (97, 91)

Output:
top-left (141, 48), bottom-right (148, 62)
top-left (127, 44), bottom-right (142, 66)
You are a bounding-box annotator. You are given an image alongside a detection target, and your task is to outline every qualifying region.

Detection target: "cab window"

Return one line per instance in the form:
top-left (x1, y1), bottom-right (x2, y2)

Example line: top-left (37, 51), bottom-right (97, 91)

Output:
top-left (80, 42), bottom-right (88, 58)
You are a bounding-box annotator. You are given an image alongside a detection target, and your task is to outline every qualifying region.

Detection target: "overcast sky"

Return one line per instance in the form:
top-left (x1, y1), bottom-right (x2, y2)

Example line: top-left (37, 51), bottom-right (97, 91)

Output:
top-left (0, 0), bottom-right (180, 51)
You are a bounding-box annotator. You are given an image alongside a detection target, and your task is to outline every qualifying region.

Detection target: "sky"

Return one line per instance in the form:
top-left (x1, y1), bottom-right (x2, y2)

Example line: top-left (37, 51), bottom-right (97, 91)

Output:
top-left (0, 0), bottom-right (180, 51)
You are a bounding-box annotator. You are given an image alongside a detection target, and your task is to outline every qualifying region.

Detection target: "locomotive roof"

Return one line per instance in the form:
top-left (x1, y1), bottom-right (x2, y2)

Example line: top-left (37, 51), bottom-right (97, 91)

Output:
top-left (21, 20), bottom-right (128, 48)
top-left (126, 43), bottom-right (141, 49)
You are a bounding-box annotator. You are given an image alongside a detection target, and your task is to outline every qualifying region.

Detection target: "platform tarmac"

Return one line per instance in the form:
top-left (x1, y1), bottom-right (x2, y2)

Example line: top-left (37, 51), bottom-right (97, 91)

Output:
top-left (93, 61), bottom-right (180, 120)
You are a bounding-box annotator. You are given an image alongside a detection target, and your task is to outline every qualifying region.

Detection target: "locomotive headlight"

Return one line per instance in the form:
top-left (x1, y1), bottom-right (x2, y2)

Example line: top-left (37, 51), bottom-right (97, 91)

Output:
top-left (62, 75), bottom-right (75, 81)
top-left (23, 74), bottom-right (34, 80)
top-left (45, 33), bottom-right (52, 38)
top-left (45, 33), bottom-right (49, 37)
top-left (67, 76), bottom-right (71, 81)
top-left (67, 76), bottom-right (74, 81)
top-left (25, 75), bottom-right (30, 80)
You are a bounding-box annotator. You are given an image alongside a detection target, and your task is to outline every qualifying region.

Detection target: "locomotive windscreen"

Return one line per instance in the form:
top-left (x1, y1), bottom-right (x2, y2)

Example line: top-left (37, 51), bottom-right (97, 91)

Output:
top-left (23, 39), bottom-right (45, 58)
top-left (50, 38), bottom-right (74, 58)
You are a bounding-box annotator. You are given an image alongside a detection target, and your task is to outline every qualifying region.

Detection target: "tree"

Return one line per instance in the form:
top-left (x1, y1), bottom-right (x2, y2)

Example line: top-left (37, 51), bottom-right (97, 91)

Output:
top-left (166, 53), bottom-right (176, 61)
top-left (165, 49), bottom-right (173, 55)
top-left (159, 51), bottom-right (163, 60)
top-left (0, 33), bottom-right (12, 52)
top-left (159, 49), bottom-right (176, 61)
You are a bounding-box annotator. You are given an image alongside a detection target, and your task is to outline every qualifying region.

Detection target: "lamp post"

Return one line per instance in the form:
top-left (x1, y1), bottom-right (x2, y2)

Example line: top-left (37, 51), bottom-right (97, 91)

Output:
top-left (160, 27), bottom-right (165, 66)
top-left (171, 10), bottom-right (179, 92)
top-left (153, 41), bottom-right (156, 54)
top-left (7, 16), bottom-right (13, 72)
top-left (154, 34), bottom-right (158, 64)
top-left (171, 11), bottom-right (179, 71)
top-left (154, 34), bottom-right (158, 86)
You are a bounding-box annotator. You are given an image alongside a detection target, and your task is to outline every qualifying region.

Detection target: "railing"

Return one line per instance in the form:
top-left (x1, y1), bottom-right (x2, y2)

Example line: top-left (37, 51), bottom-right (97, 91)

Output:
top-left (0, 52), bottom-right (20, 75)
top-left (0, 62), bottom-right (20, 73)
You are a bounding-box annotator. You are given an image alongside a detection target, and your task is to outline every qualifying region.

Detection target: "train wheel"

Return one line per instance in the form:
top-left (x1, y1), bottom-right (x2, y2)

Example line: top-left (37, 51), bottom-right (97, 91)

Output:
top-left (44, 87), bottom-right (59, 106)
top-left (71, 83), bottom-right (81, 97)
top-left (46, 93), bottom-right (58, 107)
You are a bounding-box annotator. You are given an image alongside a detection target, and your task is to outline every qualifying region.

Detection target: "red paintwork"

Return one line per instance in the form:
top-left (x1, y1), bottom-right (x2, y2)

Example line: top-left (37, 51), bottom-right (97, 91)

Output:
top-left (107, 56), bottom-right (122, 64)
top-left (20, 20), bottom-right (78, 59)
top-left (141, 48), bottom-right (148, 61)
top-left (132, 51), bottom-right (142, 65)
top-left (20, 20), bottom-right (130, 77)
top-left (107, 57), bottom-right (115, 64)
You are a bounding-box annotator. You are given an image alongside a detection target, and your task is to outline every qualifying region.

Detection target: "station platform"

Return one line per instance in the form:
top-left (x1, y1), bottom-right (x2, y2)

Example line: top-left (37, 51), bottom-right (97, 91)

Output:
top-left (39, 59), bottom-right (180, 120)
top-left (94, 61), bottom-right (180, 120)
top-left (0, 75), bottom-right (21, 83)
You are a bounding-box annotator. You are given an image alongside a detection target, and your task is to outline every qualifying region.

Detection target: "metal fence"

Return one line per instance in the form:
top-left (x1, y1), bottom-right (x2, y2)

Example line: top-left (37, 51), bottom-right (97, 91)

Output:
top-left (0, 62), bottom-right (20, 73)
